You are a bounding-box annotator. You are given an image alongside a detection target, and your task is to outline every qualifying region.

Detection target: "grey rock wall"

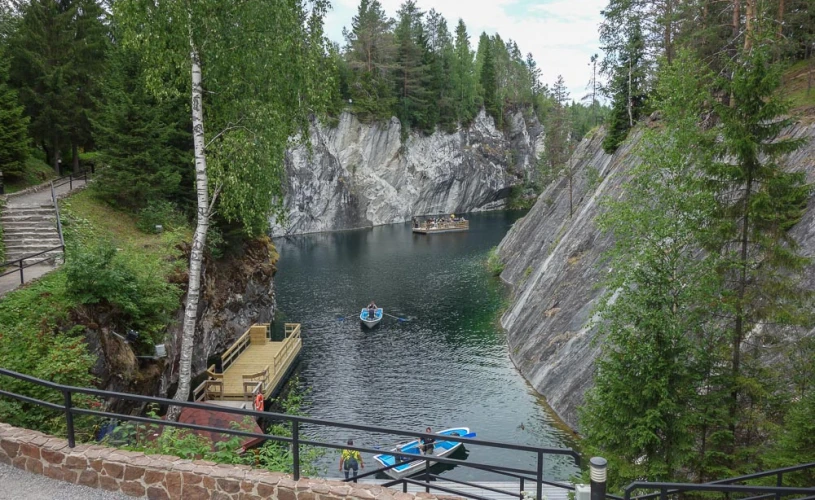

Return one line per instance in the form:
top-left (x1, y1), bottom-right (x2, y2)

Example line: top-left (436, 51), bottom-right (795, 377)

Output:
top-left (497, 119), bottom-right (815, 430)
top-left (272, 109), bottom-right (543, 236)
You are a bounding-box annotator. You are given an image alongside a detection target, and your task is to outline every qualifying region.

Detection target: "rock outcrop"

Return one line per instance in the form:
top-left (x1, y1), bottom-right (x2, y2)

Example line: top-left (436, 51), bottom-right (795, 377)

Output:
top-left (272, 109), bottom-right (543, 236)
top-left (497, 118), bottom-right (815, 431)
top-left (85, 238), bottom-right (277, 401)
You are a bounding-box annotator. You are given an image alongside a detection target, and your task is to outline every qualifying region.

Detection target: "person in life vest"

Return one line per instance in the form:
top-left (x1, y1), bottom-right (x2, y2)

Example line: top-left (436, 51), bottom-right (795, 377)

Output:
top-left (339, 439), bottom-right (364, 480)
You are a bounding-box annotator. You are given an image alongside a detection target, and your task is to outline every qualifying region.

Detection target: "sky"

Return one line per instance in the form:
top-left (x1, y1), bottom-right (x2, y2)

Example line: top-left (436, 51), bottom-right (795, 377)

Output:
top-left (323, 0), bottom-right (607, 103)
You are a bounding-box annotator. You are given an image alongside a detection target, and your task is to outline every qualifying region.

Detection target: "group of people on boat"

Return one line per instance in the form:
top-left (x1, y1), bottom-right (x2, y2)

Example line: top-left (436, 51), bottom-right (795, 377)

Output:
top-left (339, 427), bottom-right (436, 480)
top-left (411, 214), bottom-right (466, 229)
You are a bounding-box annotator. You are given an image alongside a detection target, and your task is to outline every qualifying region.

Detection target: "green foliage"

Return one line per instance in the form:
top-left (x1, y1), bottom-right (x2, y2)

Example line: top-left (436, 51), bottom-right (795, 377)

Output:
top-left (704, 44), bottom-right (813, 469)
top-left (581, 51), bottom-right (724, 487)
top-left (117, 0), bottom-right (335, 236)
top-left (0, 272), bottom-right (98, 438)
top-left (136, 200), bottom-right (188, 235)
top-left (478, 32), bottom-right (501, 126)
top-left (91, 44), bottom-right (190, 212)
top-left (9, 0), bottom-right (108, 171)
top-left (602, 22), bottom-right (647, 154)
top-left (113, 380), bottom-right (324, 475)
top-left (63, 238), bottom-right (181, 342)
top-left (767, 389), bottom-right (815, 486)
top-left (0, 57), bottom-right (29, 180)
top-left (485, 247), bottom-right (504, 276)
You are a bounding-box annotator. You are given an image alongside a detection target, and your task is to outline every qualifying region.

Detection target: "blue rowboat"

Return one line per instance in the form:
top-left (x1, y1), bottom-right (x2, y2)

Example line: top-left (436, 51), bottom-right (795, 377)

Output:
top-left (373, 427), bottom-right (471, 479)
top-left (360, 308), bottom-right (383, 328)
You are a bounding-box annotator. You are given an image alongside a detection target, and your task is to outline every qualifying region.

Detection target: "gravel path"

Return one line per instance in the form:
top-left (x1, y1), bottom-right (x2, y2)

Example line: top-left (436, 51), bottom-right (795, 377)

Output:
top-left (0, 463), bottom-right (135, 500)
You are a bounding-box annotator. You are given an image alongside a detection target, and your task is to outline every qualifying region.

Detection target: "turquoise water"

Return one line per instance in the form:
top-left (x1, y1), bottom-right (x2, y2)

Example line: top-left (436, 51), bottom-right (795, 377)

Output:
top-left (272, 211), bottom-right (580, 481)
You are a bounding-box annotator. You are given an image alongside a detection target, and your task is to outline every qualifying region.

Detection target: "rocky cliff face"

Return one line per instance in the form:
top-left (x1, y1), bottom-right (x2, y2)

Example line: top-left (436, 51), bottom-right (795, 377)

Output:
top-left (272, 109), bottom-right (543, 236)
top-left (497, 118), bottom-right (815, 431)
top-left (86, 238), bottom-right (277, 400)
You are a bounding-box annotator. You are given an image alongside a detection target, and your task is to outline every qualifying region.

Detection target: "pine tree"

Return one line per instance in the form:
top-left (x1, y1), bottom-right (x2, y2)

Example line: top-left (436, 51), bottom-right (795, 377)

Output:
top-left (393, 0), bottom-right (430, 132)
top-left (602, 21), bottom-right (646, 153)
top-left (343, 0), bottom-right (396, 121)
top-left (542, 76), bottom-right (576, 214)
top-left (451, 19), bottom-right (479, 124)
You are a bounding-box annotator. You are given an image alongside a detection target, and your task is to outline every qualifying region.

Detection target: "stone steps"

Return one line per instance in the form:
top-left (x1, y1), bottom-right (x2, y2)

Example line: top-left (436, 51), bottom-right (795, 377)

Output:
top-left (1, 203), bottom-right (62, 265)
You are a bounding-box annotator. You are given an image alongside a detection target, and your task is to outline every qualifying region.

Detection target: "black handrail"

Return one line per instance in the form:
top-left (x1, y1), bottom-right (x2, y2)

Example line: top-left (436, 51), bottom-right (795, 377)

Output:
top-left (0, 368), bottom-right (579, 500)
top-left (624, 482), bottom-right (815, 500)
top-left (0, 170), bottom-right (89, 285)
top-left (629, 462), bottom-right (815, 500)
top-left (0, 245), bottom-right (65, 283)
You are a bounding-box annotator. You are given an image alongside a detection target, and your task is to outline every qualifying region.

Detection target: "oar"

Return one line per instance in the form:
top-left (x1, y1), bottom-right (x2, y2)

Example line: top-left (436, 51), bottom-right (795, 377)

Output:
top-left (384, 312), bottom-right (409, 322)
top-left (336, 313), bottom-right (357, 322)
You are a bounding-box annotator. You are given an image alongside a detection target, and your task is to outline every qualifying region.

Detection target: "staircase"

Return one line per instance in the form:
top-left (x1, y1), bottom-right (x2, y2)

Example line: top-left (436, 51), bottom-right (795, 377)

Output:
top-left (0, 203), bottom-right (63, 266)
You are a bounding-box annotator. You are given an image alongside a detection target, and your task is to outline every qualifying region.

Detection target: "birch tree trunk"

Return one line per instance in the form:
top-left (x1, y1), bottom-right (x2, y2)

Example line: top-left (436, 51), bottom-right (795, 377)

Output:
top-left (167, 43), bottom-right (210, 421)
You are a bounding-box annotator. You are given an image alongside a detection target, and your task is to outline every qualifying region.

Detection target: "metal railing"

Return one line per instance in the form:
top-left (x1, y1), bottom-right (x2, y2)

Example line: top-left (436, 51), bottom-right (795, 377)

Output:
top-left (627, 463), bottom-right (815, 500)
top-left (0, 367), bottom-right (581, 500)
top-left (0, 170), bottom-right (90, 285)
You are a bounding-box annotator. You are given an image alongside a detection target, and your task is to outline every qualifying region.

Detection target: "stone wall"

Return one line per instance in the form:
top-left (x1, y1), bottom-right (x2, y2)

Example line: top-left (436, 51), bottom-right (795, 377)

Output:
top-left (0, 423), bottom-right (448, 500)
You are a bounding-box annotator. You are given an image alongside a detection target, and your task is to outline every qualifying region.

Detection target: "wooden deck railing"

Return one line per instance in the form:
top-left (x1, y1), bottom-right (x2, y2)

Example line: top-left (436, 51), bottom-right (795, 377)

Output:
top-left (220, 329), bottom-right (252, 372)
top-left (195, 323), bottom-right (302, 403)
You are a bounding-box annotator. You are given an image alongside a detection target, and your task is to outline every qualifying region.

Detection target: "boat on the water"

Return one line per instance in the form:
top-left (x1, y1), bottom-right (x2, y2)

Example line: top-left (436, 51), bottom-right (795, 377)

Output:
top-left (411, 214), bottom-right (469, 234)
top-left (373, 427), bottom-right (471, 479)
top-left (360, 308), bottom-right (383, 328)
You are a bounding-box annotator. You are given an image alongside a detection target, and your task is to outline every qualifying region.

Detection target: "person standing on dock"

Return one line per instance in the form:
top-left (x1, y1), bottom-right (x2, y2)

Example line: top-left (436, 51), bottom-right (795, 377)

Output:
top-left (340, 439), bottom-right (364, 480)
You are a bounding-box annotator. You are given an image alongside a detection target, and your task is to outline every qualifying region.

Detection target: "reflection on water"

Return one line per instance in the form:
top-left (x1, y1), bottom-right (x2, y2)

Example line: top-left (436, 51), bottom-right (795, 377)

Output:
top-left (272, 211), bottom-right (580, 481)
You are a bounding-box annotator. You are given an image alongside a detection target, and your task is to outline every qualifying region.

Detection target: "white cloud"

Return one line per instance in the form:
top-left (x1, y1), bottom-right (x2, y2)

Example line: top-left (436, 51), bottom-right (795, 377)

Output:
top-left (324, 0), bottom-right (605, 101)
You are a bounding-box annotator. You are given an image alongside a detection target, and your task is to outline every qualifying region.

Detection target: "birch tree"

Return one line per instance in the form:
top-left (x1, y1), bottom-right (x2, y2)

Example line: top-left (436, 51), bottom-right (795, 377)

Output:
top-left (116, 0), bottom-right (332, 419)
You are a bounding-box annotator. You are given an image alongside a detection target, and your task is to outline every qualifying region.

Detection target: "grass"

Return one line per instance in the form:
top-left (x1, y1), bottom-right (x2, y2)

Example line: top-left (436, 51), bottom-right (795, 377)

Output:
top-left (60, 189), bottom-right (192, 259)
top-left (781, 58), bottom-right (815, 116)
top-left (486, 246), bottom-right (505, 276)
top-left (0, 191), bottom-right (192, 436)
top-left (3, 157), bottom-right (57, 193)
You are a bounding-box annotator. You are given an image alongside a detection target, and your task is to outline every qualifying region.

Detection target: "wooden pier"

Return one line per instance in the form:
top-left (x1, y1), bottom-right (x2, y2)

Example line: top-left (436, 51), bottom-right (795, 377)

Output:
top-left (194, 323), bottom-right (302, 404)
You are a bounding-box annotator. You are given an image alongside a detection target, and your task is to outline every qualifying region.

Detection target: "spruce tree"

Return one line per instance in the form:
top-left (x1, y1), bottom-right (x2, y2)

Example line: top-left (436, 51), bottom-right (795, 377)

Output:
top-left (10, 0), bottom-right (107, 173)
top-left (92, 46), bottom-right (189, 211)
top-left (478, 33), bottom-right (500, 126)
top-left (0, 49), bottom-right (29, 184)
top-left (452, 19), bottom-right (478, 124)
top-left (393, 0), bottom-right (430, 132)
top-left (707, 44), bottom-right (812, 465)
top-left (581, 52), bottom-right (721, 486)
top-left (602, 21), bottom-right (646, 153)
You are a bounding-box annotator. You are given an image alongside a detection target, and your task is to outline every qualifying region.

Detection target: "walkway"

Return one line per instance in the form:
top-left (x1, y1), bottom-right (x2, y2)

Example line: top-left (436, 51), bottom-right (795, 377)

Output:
top-left (0, 176), bottom-right (87, 297)
top-left (0, 462), bottom-right (128, 500)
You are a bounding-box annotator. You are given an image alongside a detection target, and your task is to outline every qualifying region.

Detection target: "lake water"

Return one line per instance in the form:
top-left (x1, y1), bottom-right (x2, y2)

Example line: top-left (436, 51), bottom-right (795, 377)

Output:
top-left (272, 211), bottom-right (580, 482)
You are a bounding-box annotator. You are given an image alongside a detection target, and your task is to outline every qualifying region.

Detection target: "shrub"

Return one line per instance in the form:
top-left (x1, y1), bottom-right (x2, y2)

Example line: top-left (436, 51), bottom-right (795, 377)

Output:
top-left (136, 200), bottom-right (187, 234)
top-left (64, 240), bottom-right (181, 341)
top-left (486, 247), bottom-right (505, 276)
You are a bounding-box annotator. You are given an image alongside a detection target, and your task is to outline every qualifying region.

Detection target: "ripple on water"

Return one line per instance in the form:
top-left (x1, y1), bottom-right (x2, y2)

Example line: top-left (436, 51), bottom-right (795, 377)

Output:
top-left (273, 212), bottom-right (580, 481)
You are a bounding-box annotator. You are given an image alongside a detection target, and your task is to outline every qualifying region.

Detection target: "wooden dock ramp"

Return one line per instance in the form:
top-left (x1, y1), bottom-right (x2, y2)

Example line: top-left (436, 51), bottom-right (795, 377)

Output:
top-left (194, 323), bottom-right (302, 404)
